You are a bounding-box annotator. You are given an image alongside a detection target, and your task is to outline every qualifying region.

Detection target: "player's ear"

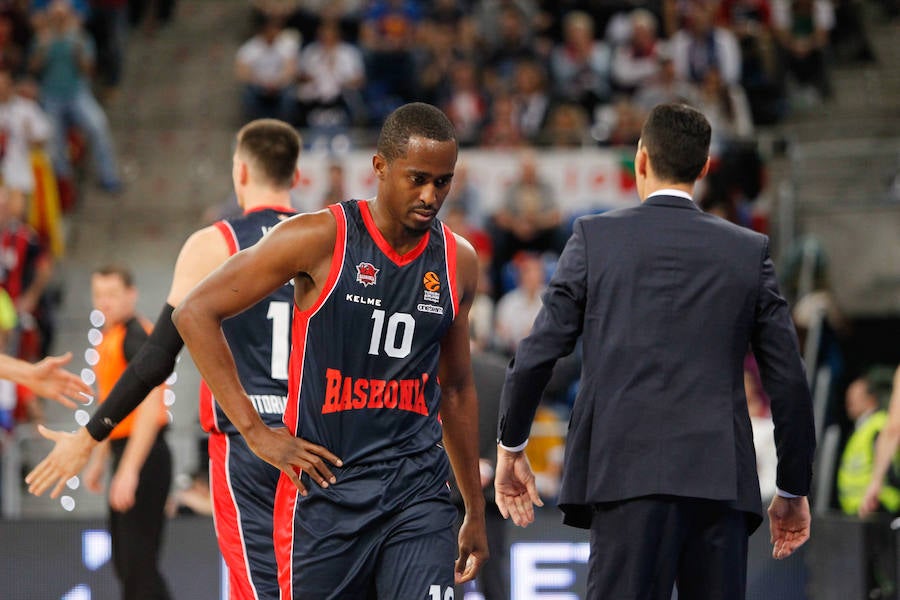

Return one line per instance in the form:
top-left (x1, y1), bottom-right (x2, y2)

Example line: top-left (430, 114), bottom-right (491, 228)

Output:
top-left (372, 154), bottom-right (387, 180)
top-left (291, 168), bottom-right (301, 188)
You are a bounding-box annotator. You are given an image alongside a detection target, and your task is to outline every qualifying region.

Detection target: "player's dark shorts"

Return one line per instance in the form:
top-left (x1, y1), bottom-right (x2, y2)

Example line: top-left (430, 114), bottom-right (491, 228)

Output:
top-left (274, 445), bottom-right (458, 599)
top-left (209, 431), bottom-right (282, 600)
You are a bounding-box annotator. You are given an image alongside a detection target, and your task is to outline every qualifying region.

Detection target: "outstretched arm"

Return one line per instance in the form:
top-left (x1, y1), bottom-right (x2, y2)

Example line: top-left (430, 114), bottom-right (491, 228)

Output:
top-left (0, 352), bottom-right (92, 409)
top-left (25, 226), bottom-right (229, 498)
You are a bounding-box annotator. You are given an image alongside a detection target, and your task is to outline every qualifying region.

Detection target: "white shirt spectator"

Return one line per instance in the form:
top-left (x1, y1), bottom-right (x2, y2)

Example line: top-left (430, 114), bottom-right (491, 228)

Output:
top-left (236, 29), bottom-right (300, 88)
top-left (494, 284), bottom-right (545, 354)
top-left (670, 25), bottom-right (742, 85)
top-left (771, 0), bottom-right (835, 32)
top-left (0, 95), bottom-right (51, 193)
top-left (296, 38), bottom-right (364, 104)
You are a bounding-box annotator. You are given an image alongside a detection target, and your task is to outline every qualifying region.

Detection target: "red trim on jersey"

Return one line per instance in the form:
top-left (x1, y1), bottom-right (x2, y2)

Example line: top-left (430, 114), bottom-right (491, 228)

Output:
top-left (442, 223), bottom-right (460, 319)
top-left (198, 380), bottom-right (219, 433)
top-left (244, 205), bottom-right (295, 215)
top-left (283, 204), bottom-right (347, 434)
top-left (359, 200), bottom-right (430, 266)
top-left (214, 220), bottom-right (239, 256)
top-left (274, 472), bottom-right (299, 599)
top-left (208, 433), bottom-right (259, 600)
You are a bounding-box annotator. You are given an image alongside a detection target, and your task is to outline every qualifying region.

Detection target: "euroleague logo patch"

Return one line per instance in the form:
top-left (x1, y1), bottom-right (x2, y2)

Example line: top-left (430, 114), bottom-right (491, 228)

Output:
top-left (423, 271), bottom-right (440, 292)
top-left (423, 271), bottom-right (440, 303)
top-left (356, 262), bottom-right (380, 287)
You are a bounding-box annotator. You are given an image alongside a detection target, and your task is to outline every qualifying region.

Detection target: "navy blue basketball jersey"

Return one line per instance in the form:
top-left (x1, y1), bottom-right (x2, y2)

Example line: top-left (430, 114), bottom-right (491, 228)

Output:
top-left (284, 199), bottom-right (460, 466)
top-left (200, 206), bottom-right (297, 434)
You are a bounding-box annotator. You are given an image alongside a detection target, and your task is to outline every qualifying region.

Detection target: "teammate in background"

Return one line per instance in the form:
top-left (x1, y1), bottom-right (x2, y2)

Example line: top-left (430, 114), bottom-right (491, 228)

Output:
top-left (0, 352), bottom-right (91, 408)
top-left (173, 102), bottom-right (488, 598)
top-left (83, 264), bottom-right (172, 600)
top-left (25, 119), bottom-right (340, 600)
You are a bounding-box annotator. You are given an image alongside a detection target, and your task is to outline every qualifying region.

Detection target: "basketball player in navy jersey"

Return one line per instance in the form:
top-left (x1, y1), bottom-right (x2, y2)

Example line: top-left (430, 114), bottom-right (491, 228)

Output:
top-left (26, 119), bottom-right (341, 600)
top-left (174, 102), bottom-right (489, 599)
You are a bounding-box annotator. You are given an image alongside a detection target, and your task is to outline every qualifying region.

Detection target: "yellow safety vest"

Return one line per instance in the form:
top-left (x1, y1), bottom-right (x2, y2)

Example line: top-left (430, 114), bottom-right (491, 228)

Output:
top-left (837, 411), bottom-right (900, 515)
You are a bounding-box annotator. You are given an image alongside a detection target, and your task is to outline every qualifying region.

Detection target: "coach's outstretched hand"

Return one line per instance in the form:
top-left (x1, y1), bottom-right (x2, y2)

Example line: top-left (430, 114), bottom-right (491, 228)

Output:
top-left (768, 495), bottom-right (811, 560)
top-left (26, 426), bottom-right (98, 498)
top-left (494, 445), bottom-right (544, 527)
top-left (246, 426), bottom-right (342, 496)
top-left (0, 351), bottom-right (92, 409)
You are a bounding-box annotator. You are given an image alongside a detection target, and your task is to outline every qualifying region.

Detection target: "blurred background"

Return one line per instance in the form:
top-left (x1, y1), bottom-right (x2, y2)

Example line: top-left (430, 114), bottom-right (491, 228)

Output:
top-left (0, 0), bottom-right (897, 598)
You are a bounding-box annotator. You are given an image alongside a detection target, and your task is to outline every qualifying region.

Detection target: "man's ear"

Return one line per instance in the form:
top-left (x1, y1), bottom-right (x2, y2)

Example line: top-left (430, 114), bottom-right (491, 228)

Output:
top-left (238, 160), bottom-right (249, 186)
top-left (372, 154), bottom-right (387, 180)
top-left (291, 168), bottom-right (301, 188)
top-left (697, 156), bottom-right (712, 181)
top-left (636, 146), bottom-right (649, 178)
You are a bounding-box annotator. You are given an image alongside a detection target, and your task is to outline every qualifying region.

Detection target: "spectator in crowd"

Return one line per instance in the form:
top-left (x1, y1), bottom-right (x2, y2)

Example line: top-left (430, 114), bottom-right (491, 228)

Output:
top-left (694, 66), bottom-right (755, 153)
top-left (0, 12), bottom-right (26, 75)
top-left (670, 0), bottom-right (742, 86)
top-left (610, 9), bottom-right (663, 95)
top-left (29, 0), bottom-right (122, 194)
top-left (296, 17), bottom-right (365, 136)
top-left (0, 66), bottom-right (52, 215)
top-left (838, 373), bottom-right (899, 516)
top-left (127, 0), bottom-right (176, 34)
top-left (235, 15), bottom-right (299, 123)
top-left (441, 58), bottom-right (488, 148)
top-left (86, 0), bottom-right (129, 100)
top-left (358, 0), bottom-right (422, 124)
top-left (414, 17), bottom-right (461, 106)
top-left (717, 0), bottom-right (786, 124)
top-left (0, 184), bottom-right (54, 362)
top-left (510, 58), bottom-right (551, 143)
top-left (441, 160), bottom-right (483, 225)
top-left (481, 3), bottom-right (539, 87)
top-left (549, 10), bottom-right (612, 116)
top-left (772, 0), bottom-right (834, 102)
top-left (488, 148), bottom-right (565, 298)
top-left (538, 100), bottom-right (590, 147)
top-left (633, 51), bottom-right (699, 112)
top-left (493, 251), bottom-right (546, 355)
top-left (479, 91), bottom-right (527, 148)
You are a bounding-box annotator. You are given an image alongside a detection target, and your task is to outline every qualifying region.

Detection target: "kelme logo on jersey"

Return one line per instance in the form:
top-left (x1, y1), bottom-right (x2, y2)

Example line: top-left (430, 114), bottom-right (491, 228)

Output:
top-left (356, 262), bottom-right (380, 287)
top-left (423, 271), bottom-right (440, 303)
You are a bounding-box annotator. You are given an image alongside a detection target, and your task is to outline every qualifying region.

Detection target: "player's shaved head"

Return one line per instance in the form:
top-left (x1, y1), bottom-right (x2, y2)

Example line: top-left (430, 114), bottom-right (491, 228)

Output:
top-left (376, 103), bottom-right (457, 163)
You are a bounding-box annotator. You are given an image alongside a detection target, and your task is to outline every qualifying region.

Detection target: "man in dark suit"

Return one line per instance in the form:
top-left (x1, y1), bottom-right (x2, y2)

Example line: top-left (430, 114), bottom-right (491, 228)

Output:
top-left (494, 103), bottom-right (816, 600)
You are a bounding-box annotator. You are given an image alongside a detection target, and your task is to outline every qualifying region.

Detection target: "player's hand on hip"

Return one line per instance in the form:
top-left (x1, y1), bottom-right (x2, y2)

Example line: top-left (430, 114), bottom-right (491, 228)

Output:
top-left (252, 427), bottom-right (343, 496)
top-left (494, 445), bottom-right (543, 527)
top-left (25, 426), bottom-right (97, 498)
top-left (767, 495), bottom-right (811, 559)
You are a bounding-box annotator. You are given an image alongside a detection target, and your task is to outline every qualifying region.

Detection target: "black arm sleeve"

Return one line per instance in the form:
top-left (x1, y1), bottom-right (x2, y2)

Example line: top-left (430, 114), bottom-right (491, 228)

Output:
top-left (85, 304), bottom-right (185, 441)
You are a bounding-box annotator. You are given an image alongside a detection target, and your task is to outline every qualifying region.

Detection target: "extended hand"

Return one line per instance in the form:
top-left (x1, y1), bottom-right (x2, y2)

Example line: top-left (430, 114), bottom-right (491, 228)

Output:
top-left (494, 446), bottom-right (543, 527)
top-left (768, 495), bottom-right (811, 559)
top-left (25, 426), bottom-right (97, 498)
top-left (248, 426), bottom-right (342, 496)
top-left (25, 353), bottom-right (93, 409)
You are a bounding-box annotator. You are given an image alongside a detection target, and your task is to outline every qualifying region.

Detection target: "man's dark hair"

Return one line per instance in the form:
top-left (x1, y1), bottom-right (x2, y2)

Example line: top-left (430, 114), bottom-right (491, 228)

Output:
top-left (376, 102), bottom-right (457, 162)
top-left (236, 119), bottom-right (301, 189)
top-left (640, 103), bottom-right (711, 184)
top-left (94, 264), bottom-right (135, 288)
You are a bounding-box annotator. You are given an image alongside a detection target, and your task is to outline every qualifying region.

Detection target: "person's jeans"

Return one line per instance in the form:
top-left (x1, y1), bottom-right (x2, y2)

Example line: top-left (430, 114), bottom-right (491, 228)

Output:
top-left (42, 86), bottom-right (121, 188)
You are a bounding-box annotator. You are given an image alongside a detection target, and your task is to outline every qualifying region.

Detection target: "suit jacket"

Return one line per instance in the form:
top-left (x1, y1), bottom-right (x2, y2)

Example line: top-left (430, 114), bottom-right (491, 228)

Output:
top-left (497, 194), bottom-right (816, 531)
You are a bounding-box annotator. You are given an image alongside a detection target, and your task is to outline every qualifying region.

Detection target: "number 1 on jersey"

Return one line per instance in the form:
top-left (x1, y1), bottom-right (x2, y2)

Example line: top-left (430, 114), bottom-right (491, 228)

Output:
top-left (267, 301), bottom-right (290, 380)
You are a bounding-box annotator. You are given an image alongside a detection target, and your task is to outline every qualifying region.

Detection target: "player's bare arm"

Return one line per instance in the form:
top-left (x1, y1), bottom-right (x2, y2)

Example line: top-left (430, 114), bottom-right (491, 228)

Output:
top-left (174, 210), bottom-right (343, 495)
top-left (437, 234), bottom-right (489, 584)
top-left (25, 226), bottom-right (231, 498)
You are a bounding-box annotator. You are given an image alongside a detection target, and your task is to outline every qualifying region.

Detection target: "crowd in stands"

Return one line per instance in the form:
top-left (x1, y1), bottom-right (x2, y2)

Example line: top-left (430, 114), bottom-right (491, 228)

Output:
top-left (0, 0), bottom-right (179, 433)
